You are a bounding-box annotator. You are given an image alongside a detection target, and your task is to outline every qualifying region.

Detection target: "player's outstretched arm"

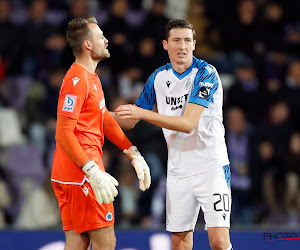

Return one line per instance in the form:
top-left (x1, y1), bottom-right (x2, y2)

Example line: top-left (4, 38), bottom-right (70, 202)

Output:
top-left (103, 110), bottom-right (151, 191)
top-left (115, 103), bottom-right (205, 134)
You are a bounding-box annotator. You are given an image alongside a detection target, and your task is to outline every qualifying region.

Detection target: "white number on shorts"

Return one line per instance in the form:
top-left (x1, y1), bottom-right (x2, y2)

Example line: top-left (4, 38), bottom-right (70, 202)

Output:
top-left (213, 193), bottom-right (230, 212)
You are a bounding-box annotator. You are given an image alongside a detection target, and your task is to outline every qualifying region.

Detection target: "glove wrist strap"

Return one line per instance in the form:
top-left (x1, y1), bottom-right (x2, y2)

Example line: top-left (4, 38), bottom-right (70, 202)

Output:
top-left (82, 160), bottom-right (97, 177)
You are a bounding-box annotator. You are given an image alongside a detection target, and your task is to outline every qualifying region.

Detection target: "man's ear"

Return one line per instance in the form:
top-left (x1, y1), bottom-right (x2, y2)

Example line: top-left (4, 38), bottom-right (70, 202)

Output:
top-left (84, 40), bottom-right (92, 51)
top-left (162, 40), bottom-right (168, 51)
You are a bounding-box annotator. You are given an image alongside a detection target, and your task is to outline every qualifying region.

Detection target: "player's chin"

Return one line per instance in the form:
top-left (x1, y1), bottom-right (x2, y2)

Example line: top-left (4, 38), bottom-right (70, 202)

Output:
top-left (104, 50), bottom-right (110, 58)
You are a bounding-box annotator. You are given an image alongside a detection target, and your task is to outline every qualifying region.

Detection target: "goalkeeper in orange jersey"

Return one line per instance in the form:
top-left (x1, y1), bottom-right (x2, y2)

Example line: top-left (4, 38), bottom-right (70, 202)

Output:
top-left (51, 16), bottom-right (151, 250)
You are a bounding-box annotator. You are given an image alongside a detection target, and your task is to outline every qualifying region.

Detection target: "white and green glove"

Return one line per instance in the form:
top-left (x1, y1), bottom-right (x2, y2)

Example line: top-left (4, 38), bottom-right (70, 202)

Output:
top-left (124, 145), bottom-right (151, 191)
top-left (82, 160), bottom-right (119, 204)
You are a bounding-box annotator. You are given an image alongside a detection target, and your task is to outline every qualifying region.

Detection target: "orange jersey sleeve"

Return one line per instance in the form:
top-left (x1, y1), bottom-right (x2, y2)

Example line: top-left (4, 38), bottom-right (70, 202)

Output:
top-left (55, 115), bottom-right (89, 167)
top-left (103, 108), bottom-right (132, 151)
top-left (57, 74), bottom-right (88, 120)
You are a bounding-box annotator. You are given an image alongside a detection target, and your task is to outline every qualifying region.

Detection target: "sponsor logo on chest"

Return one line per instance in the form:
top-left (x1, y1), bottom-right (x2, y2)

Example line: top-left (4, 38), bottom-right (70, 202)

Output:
top-left (166, 94), bottom-right (188, 111)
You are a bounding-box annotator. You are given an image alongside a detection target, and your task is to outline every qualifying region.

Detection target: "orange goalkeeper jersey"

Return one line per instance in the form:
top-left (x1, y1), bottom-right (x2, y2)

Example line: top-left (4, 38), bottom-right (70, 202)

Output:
top-left (52, 63), bottom-right (107, 183)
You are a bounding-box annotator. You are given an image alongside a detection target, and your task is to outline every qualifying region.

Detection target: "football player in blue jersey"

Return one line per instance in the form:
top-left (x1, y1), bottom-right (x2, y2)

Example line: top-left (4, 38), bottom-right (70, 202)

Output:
top-left (114, 19), bottom-right (233, 250)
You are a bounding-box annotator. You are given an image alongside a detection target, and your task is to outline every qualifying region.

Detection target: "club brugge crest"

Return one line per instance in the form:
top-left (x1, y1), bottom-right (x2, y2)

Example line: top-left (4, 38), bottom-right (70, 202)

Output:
top-left (106, 211), bottom-right (113, 221)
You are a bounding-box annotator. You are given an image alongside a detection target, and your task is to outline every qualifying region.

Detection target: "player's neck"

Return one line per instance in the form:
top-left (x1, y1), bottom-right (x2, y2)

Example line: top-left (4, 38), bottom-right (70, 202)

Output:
top-left (171, 58), bottom-right (193, 74)
top-left (75, 57), bottom-right (98, 74)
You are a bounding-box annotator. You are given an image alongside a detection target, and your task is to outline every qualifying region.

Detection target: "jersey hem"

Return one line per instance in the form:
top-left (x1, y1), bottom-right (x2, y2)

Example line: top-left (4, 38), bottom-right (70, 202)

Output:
top-left (167, 164), bottom-right (229, 179)
top-left (51, 175), bottom-right (89, 185)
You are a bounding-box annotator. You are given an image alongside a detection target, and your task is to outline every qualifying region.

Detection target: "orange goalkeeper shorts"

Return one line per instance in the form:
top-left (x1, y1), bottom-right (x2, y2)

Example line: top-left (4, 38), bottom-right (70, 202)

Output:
top-left (52, 179), bottom-right (115, 233)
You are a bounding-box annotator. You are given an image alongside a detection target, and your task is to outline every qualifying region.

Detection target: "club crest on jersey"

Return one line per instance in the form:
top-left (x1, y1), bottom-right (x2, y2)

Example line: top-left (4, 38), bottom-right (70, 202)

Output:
top-left (106, 211), bottom-right (113, 221)
top-left (199, 87), bottom-right (210, 99)
top-left (166, 80), bottom-right (171, 88)
top-left (62, 94), bottom-right (77, 112)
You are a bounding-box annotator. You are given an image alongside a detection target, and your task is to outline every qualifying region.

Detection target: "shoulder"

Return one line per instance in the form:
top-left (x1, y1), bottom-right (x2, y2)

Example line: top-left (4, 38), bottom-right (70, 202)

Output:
top-left (146, 63), bottom-right (172, 84)
top-left (193, 58), bottom-right (220, 85)
top-left (153, 63), bottom-right (172, 77)
top-left (193, 57), bottom-right (218, 75)
top-left (63, 65), bottom-right (88, 87)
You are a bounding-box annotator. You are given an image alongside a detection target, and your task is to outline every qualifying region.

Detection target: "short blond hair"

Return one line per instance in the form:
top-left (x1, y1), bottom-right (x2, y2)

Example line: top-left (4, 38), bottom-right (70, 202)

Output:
top-left (66, 16), bottom-right (98, 56)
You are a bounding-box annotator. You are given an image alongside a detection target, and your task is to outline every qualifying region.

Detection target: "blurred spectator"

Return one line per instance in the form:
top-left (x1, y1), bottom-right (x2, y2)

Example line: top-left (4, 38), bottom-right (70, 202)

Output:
top-left (134, 37), bottom-right (163, 82)
top-left (226, 107), bottom-right (254, 224)
top-left (284, 132), bottom-right (300, 225)
top-left (264, 47), bottom-right (289, 82)
top-left (258, 139), bottom-right (284, 224)
top-left (60, 0), bottom-right (89, 68)
top-left (139, 0), bottom-right (169, 53)
top-left (15, 176), bottom-right (60, 229)
top-left (0, 0), bottom-right (20, 77)
top-left (283, 23), bottom-right (300, 58)
top-left (118, 155), bottom-right (140, 227)
top-left (19, 0), bottom-right (54, 76)
top-left (25, 65), bottom-right (64, 160)
top-left (257, 2), bottom-right (285, 52)
top-left (226, 62), bottom-right (265, 125)
top-left (102, 0), bottom-right (135, 75)
top-left (256, 100), bottom-right (293, 160)
top-left (0, 167), bottom-right (11, 229)
top-left (187, 0), bottom-right (221, 62)
top-left (165, 0), bottom-right (190, 19)
top-left (222, 0), bottom-right (259, 57)
top-left (118, 66), bottom-right (144, 102)
top-left (42, 33), bottom-right (67, 69)
top-left (284, 60), bottom-right (300, 130)
top-left (263, 78), bottom-right (284, 111)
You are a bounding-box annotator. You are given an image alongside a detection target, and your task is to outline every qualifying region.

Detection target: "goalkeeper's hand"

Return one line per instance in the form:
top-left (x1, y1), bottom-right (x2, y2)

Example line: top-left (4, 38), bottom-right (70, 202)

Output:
top-left (82, 160), bottom-right (119, 204)
top-left (124, 145), bottom-right (151, 191)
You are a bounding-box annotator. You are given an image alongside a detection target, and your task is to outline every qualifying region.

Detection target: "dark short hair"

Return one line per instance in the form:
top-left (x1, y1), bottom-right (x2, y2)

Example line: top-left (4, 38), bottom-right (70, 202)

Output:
top-left (165, 19), bottom-right (196, 40)
top-left (66, 16), bottom-right (98, 56)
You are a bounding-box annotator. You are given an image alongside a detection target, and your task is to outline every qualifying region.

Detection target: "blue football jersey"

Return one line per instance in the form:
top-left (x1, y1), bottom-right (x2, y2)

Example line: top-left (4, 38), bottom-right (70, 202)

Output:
top-left (136, 57), bottom-right (229, 177)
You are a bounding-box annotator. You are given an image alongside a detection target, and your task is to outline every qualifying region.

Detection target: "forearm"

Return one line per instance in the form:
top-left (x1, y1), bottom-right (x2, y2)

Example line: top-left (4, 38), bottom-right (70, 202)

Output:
top-left (104, 110), bottom-right (132, 150)
top-left (141, 109), bottom-right (194, 133)
top-left (109, 111), bottom-right (138, 130)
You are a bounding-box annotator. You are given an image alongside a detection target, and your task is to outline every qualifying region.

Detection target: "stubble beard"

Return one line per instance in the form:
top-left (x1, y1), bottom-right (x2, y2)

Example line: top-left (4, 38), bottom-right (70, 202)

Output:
top-left (91, 48), bottom-right (110, 61)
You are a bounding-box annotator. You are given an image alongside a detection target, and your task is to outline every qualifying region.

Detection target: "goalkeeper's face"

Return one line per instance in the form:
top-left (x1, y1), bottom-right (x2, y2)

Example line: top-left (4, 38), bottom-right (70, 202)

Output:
top-left (88, 23), bottom-right (110, 61)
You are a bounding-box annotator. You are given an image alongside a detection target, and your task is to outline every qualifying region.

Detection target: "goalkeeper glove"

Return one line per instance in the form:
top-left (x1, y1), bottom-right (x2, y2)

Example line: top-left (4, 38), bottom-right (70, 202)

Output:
top-left (82, 160), bottom-right (119, 204)
top-left (124, 145), bottom-right (151, 191)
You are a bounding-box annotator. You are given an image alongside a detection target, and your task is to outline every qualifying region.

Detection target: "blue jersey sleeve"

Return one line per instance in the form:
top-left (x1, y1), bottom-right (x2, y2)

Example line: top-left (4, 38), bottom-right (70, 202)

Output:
top-left (189, 64), bottom-right (219, 108)
top-left (135, 70), bottom-right (158, 110)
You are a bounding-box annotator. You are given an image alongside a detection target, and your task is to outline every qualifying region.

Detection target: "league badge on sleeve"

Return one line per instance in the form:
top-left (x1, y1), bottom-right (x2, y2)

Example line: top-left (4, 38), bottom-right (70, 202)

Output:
top-left (199, 87), bottom-right (210, 99)
top-left (62, 94), bottom-right (77, 112)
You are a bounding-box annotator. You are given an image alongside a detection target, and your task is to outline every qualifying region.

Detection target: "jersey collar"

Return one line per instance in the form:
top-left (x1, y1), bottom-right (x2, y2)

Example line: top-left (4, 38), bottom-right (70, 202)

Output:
top-left (171, 57), bottom-right (196, 80)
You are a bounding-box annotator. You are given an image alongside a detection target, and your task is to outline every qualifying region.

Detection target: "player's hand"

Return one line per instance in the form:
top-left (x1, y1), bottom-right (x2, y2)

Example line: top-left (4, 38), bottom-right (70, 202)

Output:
top-left (114, 104), bottom-right (144, 120)
top-left (82, 161), bottom-right (119, 204)
top-left (124, 145), bottom-right (151, 191)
